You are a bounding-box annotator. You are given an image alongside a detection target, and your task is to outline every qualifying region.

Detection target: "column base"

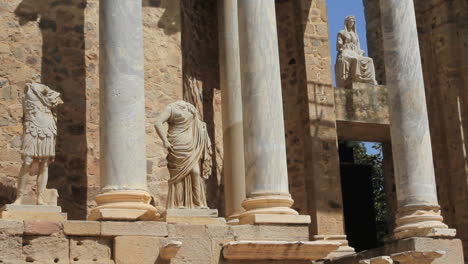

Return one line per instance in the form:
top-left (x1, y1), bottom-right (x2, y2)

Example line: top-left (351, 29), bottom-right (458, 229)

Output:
top-left (88, 190), bottom-right (159, 221)
top-left (226, 213), bottom-right (241, 225)
top-left (313, 235), bottom-right (355, 258)
top-left (238, 195), bottom-right (310, 224)
top-left (393, 204), bottom-right (455, 240)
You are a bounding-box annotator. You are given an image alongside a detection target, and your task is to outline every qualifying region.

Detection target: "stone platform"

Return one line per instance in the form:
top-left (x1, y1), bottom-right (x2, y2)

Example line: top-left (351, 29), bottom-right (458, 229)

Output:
top-left (164, 208), bottom-right (226, 225)
top-left (0, 204), bottom-right (66, 221)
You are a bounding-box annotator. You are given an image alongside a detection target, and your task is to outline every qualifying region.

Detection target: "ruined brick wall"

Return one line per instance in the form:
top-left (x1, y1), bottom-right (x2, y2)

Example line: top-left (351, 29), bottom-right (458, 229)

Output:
top-left (414, 0), bottom-right (468, 260)
top-left (0, 0), bottom-right (184, 218)
top-left (297, 0), bottom-right (346, 237)
top-left (180, 0), bottom-right (224, 213)
top-left (275, 0), bottom-right (310, 215)
top-left (0, 0), bottom-right (89, 219)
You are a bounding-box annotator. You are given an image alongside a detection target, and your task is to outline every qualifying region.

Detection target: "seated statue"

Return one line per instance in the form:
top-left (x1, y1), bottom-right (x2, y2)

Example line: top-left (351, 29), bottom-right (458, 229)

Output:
top-left (154, 100), bottom-right (212, 209)
top-left (335, 15), bottom-right (377, 87)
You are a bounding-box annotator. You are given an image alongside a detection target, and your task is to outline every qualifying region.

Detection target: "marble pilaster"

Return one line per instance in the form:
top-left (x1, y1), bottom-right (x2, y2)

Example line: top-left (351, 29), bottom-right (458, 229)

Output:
top-left (236, 0), bottom-right (309, 224)
top-left (379, 0), bottom-right (452, 239)
top-left (218, 0), bottom-right (246, 224)
top-left (89, 0), bottom-right (158, 221)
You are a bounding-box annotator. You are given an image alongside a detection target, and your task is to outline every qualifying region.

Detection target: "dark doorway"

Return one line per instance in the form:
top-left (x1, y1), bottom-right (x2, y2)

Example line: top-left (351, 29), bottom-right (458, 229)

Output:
top-left (339, 141), bottom-right (380, 251)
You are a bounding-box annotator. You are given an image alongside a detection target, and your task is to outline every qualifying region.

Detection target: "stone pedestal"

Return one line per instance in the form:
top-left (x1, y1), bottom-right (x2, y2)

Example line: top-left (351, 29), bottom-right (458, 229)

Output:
top-left (89, 0), bottom-right (157, 221)
top-left (18, 188), bottom-right (59, 206)
top-left (164, 209), bottom-right (225, 225)
top-left (0, 204), bottom-right (66, 221)
top-left (380, 0), bottom-right (453, 239)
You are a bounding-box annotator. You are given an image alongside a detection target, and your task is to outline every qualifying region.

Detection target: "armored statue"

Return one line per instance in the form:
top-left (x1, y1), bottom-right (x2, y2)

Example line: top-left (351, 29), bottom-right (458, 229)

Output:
top-left (155, 100), bottom-right (212, 209)
top-left (13, 83), bottom-right (63, 205)
top-left (335, 15), bottom-right (377, 87)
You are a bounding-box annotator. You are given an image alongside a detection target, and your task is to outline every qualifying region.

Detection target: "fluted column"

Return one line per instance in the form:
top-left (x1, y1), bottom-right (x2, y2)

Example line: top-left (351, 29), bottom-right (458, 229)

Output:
top-left (237, 0), bottom-right (310, 225)
top-left (218, 0), bottom-right (246, 223)
top-left (380, 0), bottom-right (454, 239)
top-left (89, 0), bottom-right (158, 221)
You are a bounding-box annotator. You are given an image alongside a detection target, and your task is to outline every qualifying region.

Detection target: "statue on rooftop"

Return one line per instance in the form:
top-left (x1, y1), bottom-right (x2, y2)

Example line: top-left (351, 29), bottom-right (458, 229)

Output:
top-left (13, 83), bottom-right (63, 205)
top-left (335, 15), bottom-right (377, 87)
top-left (154, 100), bottom-right (212, 209)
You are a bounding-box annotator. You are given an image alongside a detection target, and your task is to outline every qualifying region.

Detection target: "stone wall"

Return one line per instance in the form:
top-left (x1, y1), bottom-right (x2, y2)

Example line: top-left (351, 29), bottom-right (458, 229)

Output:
top-left (0, 0), bottom-right (89, 220)
top-left (414, 0), bottom-right (468, 260)
top-left (0, 219), bottom-right (310, 264)
top-left (276, 0), bottom-right (311, 215)
top-left (180, 0), bottom-right (224, 213)
top-left (298, 0), bottom-right (346, 238)
top-left (0, 0), bottom-right (184, 219)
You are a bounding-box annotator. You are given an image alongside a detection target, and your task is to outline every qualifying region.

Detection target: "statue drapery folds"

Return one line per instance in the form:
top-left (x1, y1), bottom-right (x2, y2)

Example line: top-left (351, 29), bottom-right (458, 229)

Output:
top-left (155, 100), bottom-right (212, 209)
top-left (335, 15), bottom-right (377, 87)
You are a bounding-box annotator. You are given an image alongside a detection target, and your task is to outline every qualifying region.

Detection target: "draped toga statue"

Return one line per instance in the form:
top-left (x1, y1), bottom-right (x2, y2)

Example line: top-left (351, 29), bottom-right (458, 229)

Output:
top-left (14, 83), bottom-right (63, 205)
top-left (155, 100), bottom-right (212, 209)
top-left (335, 15), bottom-right (377, 87)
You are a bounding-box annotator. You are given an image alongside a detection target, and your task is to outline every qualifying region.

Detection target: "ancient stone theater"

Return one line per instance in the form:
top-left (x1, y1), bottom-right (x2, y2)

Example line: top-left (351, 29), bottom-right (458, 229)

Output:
top-left (0, 0), bottom-right (466, 263)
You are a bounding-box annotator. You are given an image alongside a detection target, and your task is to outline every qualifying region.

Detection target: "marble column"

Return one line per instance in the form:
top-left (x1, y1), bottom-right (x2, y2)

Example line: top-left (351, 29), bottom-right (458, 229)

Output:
top-left (218, 0), bottom-right (246, 223)
top-left (89, 0), bottom-right (158, 221)
top-left (237, 0), bottom-right (309, 225)
top-left (380, 0), bottom-right (453, 238)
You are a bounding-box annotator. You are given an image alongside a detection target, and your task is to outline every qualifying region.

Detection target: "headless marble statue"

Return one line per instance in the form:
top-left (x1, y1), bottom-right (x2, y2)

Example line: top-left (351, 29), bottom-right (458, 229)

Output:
top-left (155, 100), bottom-right (212, 209)
top-left (13, 83), bottom-right (63, 205)
top-left (335, 15), bottom-right (377, 87)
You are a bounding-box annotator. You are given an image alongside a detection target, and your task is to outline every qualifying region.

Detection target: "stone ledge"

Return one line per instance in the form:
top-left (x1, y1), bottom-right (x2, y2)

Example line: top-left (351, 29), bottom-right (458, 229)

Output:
top-left (0, 220), bottom-right (24, 235)
top-left (393, 227), bottom-right (456, 240)
top-left (238, 213), bottom-right (311, 225)
top-left (64, 221), bottom-right (101, 236)
top-left (390, 251), bottom-right (445, 264)
top-left (222, 240), bottom-right (341, 260)
top-left (0, 205), bottom-right (66, 222)
top-left (165, 208), bottom-right (218, 217)
top-left (101, 221), bottom-right (167, 237)
top-left (24, 220), bottom-right (62, 235)
top-left (166, 216), bottom-right (226, 225)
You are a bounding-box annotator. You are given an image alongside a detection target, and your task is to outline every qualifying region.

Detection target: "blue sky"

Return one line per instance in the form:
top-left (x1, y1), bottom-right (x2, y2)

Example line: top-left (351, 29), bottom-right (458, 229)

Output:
top-left (325, 0), bottom-right (379, 155)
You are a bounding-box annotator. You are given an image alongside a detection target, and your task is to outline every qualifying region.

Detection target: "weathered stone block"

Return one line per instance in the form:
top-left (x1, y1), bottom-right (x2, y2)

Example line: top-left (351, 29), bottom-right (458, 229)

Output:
top-left (101, 221), bottom-right (167, 237)
top-left (114, 236), bottom-right (161, 264)
top-left (0, 219), bottom-right (24, 235)
top-left (222, 240), bottom-right (341, 261)
top-left (206, 225), bottom-right (233, 239)
top-left (24, 220), bottom-right (62, 235)
top-left (230, 225), bottom-right (309, 241)
top-left (238, 214), bottom-right (311, 225)
top-left (70, 236), bottom-right (112, 263)
top-left (1, 205), bottom-right (66, 222)
top-left (167, 224), bottom-right (207, 238)
top-left (0, 233), bottom-right (22, 263)
top-left (171, 237), bottom-right (212, 263)
top-left (334, 83), bottom-right (390, 142)
top-left (64, 221), bottom-right (101, 236)
top-left (165, 208), bottom-right (218, 217)
top-left (166, 216), bottom-right (227, 225)
top-left (23, 235), bottom-right (69, 264)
